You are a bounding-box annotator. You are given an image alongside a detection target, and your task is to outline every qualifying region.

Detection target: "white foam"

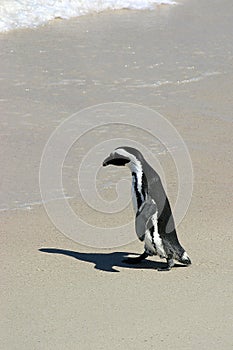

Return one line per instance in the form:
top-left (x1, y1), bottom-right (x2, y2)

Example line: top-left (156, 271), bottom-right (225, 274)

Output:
top-left (0, 0), bottom-right (177, 33)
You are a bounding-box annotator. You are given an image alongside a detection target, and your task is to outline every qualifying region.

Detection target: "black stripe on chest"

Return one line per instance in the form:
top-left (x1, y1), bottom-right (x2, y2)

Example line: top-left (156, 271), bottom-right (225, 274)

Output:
top-left (132, 171), bottom-right (147, 209)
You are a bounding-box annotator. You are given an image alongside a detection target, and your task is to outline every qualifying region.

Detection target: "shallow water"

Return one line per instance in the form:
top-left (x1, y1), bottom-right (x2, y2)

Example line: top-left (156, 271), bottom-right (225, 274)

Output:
top-left (0, 0), bottom-right (232, 214)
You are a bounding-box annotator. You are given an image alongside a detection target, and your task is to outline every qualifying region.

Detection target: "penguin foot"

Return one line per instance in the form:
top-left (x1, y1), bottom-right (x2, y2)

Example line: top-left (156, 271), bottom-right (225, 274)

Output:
top-left (157, 257), bottom-right (174, 272)
top-left (123, 251), bottom-right (148, 264)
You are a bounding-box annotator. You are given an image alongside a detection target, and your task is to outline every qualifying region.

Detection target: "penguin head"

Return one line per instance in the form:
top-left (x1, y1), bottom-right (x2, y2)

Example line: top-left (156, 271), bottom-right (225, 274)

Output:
top-left (103, 147), bottom-right (144, 170)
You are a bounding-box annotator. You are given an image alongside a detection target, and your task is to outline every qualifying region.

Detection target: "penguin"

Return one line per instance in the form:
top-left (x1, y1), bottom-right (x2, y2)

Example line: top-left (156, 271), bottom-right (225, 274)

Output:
top-left (103, 146), bottom-right (191, 271)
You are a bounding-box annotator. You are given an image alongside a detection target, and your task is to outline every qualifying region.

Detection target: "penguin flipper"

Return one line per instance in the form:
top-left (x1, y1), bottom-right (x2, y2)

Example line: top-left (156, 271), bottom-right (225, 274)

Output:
top-left (135, 196), bottom-right (158, 241)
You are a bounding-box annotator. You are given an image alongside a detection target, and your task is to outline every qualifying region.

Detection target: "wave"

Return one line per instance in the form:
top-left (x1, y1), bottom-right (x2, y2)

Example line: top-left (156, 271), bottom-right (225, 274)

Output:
top-left (0, 0), bottom-right (177, 33)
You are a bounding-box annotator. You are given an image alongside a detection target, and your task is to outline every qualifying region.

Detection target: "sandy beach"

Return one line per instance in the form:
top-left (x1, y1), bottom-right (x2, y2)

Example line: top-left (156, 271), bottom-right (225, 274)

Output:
top-left (1, 0), bottom-right (233, 349)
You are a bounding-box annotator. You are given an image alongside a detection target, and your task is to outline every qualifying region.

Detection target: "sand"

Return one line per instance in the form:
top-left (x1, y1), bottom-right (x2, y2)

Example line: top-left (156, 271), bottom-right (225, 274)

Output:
top-left (1, 0), bottom-right (233, 349)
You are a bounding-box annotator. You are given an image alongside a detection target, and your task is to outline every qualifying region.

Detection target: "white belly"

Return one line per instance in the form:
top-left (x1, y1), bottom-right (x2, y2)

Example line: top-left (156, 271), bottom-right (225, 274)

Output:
top-left (144, 213), bottom-right (167, 258)
top-left (144, 229), bottom-right (157, 256)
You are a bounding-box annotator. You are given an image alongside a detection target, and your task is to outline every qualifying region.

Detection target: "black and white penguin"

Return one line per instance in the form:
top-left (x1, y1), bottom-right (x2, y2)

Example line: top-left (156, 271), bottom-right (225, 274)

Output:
top-left (103, 146), bottom-right (191, 271)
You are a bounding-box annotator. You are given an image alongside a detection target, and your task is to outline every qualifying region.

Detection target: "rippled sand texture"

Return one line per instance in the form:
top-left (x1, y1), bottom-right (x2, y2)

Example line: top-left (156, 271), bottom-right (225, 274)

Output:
top-left (1, 0), bottom-right (233, 349)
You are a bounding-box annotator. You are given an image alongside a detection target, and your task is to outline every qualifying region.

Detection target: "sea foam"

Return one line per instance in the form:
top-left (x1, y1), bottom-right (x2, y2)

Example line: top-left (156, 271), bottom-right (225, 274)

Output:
top-left (0, 0), bottom-right (176, 33)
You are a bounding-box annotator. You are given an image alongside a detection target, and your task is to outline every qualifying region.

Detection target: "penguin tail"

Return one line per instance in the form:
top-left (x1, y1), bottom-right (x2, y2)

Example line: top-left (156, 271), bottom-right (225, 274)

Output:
top-left (178, 251), bottom-right (192, 265)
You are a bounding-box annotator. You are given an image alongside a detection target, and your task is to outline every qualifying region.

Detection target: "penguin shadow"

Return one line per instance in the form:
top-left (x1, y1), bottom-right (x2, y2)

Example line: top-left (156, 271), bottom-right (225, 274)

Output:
top-left (39, 248), bottom-right (186, 272)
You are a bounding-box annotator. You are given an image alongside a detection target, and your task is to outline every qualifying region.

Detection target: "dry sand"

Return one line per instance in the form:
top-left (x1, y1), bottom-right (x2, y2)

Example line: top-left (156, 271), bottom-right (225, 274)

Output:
top-left (1, 0), bottom-right (233, 349)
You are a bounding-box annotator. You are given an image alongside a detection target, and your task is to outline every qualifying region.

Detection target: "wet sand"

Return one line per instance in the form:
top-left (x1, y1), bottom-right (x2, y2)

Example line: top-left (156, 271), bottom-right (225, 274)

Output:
top-left (1, 0), bottom-right (233, 349)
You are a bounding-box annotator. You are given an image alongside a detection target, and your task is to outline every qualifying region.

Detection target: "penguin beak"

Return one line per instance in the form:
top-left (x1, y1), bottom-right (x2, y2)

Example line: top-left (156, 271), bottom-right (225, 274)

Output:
top-left (102, 155), bottom-right (112, 167)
